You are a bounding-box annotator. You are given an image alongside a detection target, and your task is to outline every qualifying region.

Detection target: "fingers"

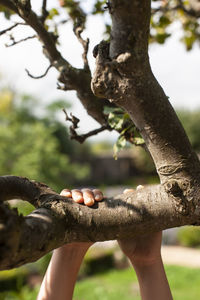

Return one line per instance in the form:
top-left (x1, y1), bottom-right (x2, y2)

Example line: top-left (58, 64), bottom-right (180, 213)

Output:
top-left (93, 189), bottom-right (104, 202)
top-left (123, 185), bottom-right (144, 194)
top-left (60, 189), bottom-right (72, 197)
top-left (82, 189), bottom-right (95, 206)
top-left (123, 188), bottom-right (135, 194)
top-left (60, 188), bottom-right (104, 207)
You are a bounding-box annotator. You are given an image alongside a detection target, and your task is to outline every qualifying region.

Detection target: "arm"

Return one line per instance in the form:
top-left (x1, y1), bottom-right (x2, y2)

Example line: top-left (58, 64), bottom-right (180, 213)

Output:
top-left (37, 188), bottom-right (103, 300)
top-left (119, 188), bottom-right (173, 300)
top-left (132, 255), bottom-right (172, 300)
top-left (37, 243), bottom-right (91, 300)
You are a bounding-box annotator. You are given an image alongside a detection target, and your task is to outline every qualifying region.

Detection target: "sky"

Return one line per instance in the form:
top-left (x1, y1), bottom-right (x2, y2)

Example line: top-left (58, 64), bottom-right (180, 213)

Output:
top-left (0, 1), bottom-right (200, 141)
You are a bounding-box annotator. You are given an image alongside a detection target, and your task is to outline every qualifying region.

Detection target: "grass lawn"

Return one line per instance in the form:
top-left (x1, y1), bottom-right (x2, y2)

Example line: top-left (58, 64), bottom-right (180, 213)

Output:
top-left (74, 265), bottom-right (200, 300)
top-left (1, 265), bottom-right (200, 299)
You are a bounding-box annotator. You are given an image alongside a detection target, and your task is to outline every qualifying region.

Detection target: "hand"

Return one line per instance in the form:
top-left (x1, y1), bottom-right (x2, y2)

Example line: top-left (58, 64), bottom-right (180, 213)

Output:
top-left (60, 187), bottom-right (104, 207)
top-left (118, 188), bottom-right (162, 266)
top-left (37, 188), bottom-right (104, 300)
top-left (60, 187), bottom-right (104, 249)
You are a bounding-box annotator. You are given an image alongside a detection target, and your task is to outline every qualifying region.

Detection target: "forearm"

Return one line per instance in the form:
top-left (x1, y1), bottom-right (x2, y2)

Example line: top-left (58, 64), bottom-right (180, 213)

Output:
top-left (37, 245), bottom-right (88, 300)
top-left (130, 256), bottom-right (173, 300)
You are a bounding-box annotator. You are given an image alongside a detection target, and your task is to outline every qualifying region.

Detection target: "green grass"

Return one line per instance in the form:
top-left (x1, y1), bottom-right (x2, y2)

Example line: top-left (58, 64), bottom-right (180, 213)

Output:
top-left (74, 268), bottom-right (140, 300)
top-left (74, 265), bottom-right (200, 300)
top-left (1, 265), bottom-right (200, 299)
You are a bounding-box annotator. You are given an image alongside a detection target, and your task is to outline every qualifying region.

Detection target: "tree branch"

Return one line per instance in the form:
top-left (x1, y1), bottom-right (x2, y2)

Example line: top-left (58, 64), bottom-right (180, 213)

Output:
top-left (5, 34), bottom-right (36, 47)
top-left (73, 23), bottom-right (90, 70)
top-left (91, 0), bottom-right (200, 189)
top-left (63, 108), bottom-right (112, 143)
top-left (40, 0), bottom-right (49, 23)
top-left (178, 0), bottom-right (200, 18)
top-left (0, 23), bottom-right (19, 36)
top-left (25, 64), bottom-right (52, 79)
top-left (0, 0), bottom-right (116, 126)
top-left (1, 175), bottom-right (199, 270)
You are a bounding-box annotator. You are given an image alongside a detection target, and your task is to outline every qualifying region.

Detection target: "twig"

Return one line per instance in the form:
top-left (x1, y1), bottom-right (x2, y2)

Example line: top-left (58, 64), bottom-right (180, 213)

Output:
top-left (63, 109), bottom-right (111, 143)
top-left (73, 24), bottom-right (89, 70)
top-left (25, 64), bottom-right (52, 79)
top-left (5, 34), bottom-right (36, 47)
top-left (177, 0), bottom-right (200, 17)
top-left (0, 22), bottom-right (28, 36)
top-left (41, 0), bottom-right (49, 23)
top-left (151, 0), bottom-right (200, 17)
top-left (0, 23), bottom-right (19, 36)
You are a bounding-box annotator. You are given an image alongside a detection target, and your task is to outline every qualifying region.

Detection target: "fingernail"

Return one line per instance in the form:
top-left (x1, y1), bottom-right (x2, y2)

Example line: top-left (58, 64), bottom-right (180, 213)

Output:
top-left (60, 189), bottom-right (72, 197)
top-left (84, 198), bottom-right (95, 206)
top-left (94, 194), bottom-right (103, 201)
top-left (123, 189), bottom-right (134, 194)
top-left (72, 190), bottom-right (84, 203)
top-left (136, 185), bottom-right (144, 190)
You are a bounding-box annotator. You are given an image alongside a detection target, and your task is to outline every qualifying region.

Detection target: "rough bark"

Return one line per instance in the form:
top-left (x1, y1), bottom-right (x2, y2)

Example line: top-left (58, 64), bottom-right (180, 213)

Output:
top-left (91, 0), bottom-right (200, 200)
top-left (0, 0), bottom-right (200, 271)
top-left (0, 175), bottom-right (199, 270)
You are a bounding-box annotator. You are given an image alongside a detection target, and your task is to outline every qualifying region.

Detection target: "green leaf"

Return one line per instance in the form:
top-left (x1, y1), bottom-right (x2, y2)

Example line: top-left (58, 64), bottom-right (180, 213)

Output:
top-left (48, 8), bottom-right (59, 20)
top-left (133, 137), bottom-right (145, 146)
top-left (103, 106), bottom-right (123, 115)
top-left (113, 135), bottom-right (126, 160)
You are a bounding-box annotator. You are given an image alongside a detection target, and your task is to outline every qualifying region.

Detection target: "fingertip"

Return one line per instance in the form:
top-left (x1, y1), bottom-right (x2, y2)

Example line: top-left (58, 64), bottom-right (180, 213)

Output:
top-left (60, 189), bottom-right (72, 197)
top-left (71, 189), bottom-right (84, 203)
top-left (123, 188), bottom-right (134, 194)
top-left (82, 190), bottom-right (95, 206)
top-left (136, 185), bottom-right (144, 190)
top-left (84, 197), bottom-right (95, 207)
top-left (93, 189), bottom-right (104, 201)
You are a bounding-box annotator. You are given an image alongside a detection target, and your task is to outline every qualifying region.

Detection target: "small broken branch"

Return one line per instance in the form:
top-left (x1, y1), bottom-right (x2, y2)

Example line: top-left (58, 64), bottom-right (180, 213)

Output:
top-left (71, 125), bottom-right (111, 143)
top-left (0, 23), bottom-right (19, 36)
top-left (73, 24), bottom-right (89, 70)
top-left (25, 64), bottom-right (52, 79)
top-left (63, 109), bottom-right (111, 143)
top-left (5, 34), bottom-right (36, 47)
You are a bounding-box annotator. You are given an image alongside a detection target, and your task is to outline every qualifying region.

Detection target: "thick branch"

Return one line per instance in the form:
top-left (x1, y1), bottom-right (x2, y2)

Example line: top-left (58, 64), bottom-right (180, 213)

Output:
top-left (1, 175), bottom-right (200, 270)
top-left (91, 0), bottom-right (200, 189)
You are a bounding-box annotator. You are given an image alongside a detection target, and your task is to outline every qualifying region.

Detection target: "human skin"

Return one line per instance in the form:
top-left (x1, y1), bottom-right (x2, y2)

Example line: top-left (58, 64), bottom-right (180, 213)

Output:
top-left (37, 188), bottom-right (103, 300)
top-left (37, 188), bottom-right (173, 300)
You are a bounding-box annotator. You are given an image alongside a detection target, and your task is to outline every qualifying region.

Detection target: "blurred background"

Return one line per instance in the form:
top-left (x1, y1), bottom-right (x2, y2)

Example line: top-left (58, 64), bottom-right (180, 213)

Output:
top-left (1, 0), bottom-right (200, 299)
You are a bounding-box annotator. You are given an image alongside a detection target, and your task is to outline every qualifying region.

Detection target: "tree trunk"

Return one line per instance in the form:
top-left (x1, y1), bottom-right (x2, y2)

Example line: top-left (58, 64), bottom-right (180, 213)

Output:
top-left (0, 0), bottom-right (200, 270)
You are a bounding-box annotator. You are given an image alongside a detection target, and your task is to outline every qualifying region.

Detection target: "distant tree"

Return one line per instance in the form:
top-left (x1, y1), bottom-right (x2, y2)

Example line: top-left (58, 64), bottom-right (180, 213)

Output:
top-left (0, 89), bottom-right (89, 191)
top-left (177, 110), bottom-right (200, 152)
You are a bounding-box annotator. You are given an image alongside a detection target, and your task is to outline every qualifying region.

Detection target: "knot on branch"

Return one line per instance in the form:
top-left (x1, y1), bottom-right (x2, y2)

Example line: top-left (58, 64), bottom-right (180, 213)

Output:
top-left (15, 0), bottom-right (31, 18)
top-left (163, 178), bottom-right (196, 216)
top-left (164, 180), bottom-right (183, 197)
top-left (91, 41), bottom-right (129, 102)
top-left (57, 65), bottom-right (76, 91)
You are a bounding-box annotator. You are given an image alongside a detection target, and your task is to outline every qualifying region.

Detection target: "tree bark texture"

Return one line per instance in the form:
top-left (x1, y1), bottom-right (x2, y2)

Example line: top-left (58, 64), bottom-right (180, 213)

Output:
top-left (0, 0), bottom-right (200, 270)
top-left (0, 175), bottom-right (199, 270)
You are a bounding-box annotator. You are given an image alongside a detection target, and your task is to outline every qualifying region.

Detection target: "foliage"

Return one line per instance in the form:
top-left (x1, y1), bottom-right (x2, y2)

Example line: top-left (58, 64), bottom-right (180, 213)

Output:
top-left (177, 110), bottom-right (200, 152)
top-left (178, 226), bottom-right (200, 247)
top-left (0, 89), bottom-right (90, 192)
top-left (91, 0), bottom-right (200, 50)
top-left (104, 106), bottom-right (144, 159)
